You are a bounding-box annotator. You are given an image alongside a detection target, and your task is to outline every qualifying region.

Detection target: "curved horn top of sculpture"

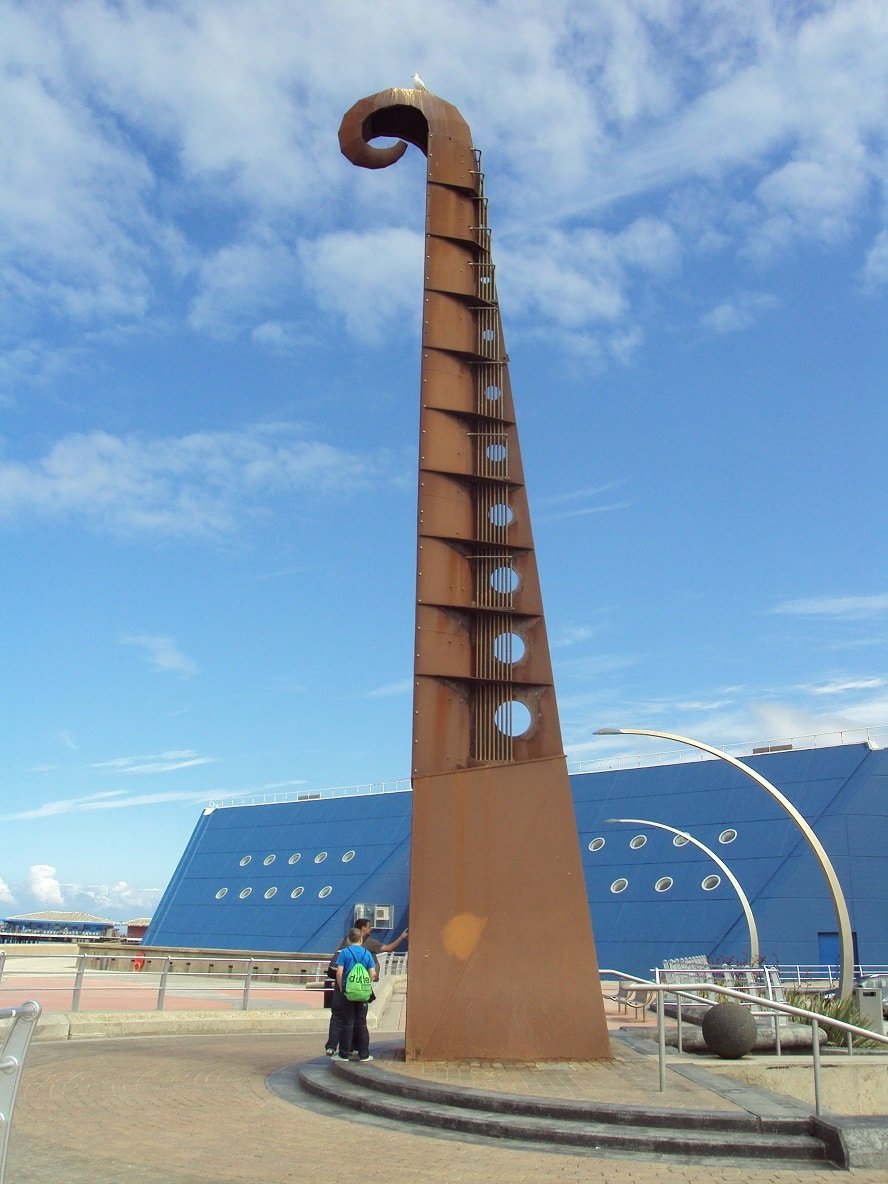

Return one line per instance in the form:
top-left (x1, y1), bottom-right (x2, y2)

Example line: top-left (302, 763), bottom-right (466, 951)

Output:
top-left (339, 87), bottom-right (473, 170)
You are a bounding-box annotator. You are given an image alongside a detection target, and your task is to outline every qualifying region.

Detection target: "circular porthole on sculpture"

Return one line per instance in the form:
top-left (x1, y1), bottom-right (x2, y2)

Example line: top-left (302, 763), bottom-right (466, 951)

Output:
top-left (314, 852), bottom-right (327, 864)
top-left (673, 835), bottom-right (689, 847)
top-left (239, 887), bottom-right (252, 899)
top-left (485, 384), bottom-right (501, 402)
top-left (288, 853), bottom-right (301, 865)
top-left (702, 874), bottom-right (721, 891)
top-left (719, 829), bottom-right (738, 844)
top-left (610, 878), bottom-right (629, 894)
top-left (494, 699), bottom-right (532, 737)
top-left (588, 837), bottom-right (606, 852)
top-left (342, 850), bottom-right (356, 863)
top-left (629, 835), bottom-right (647, 850)
top-left (655, 877), bottom-right (673, 892)
top-left (264, 887), bottom-right (277, 900)
top-left (488, 502), bottom-right (515, 528)
top-left (482, 327), bottom-right (496, 342)
top-left (319, 885), bottom-right (333, 898)
top-left (263, 854), bottom-right (276, 866)
top-left (489, 566), bottom-right (519, 595)
top-left (493, 632), bottom-right (526, 664)
top-left (215, 888), bottom-right (228, 900)
top-left (486, 442), bottom-right (507, 464)
top-left (290, 887), bottom-right (304, 899)
top-left (239, 855), bottom-right (252, 866)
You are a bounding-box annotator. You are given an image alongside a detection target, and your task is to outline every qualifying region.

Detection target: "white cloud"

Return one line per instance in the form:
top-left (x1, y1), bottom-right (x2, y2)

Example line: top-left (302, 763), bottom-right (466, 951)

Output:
top-left (120, 636), bottom-right (199, 678)
top-left (65, 880), bottom-right (163, 916)
top-left (0, 788), bottom-right (215, 823)
top-left (810, 677), bottom-right (887, 696)
top-left (551, 627), bottom-right (595, 649)
top-left (772, 594), bottom-right (888, 619)
top-left (92, 749), bottom-right (214, 774)
top-left (701, 291), bottom-right (779, 333)
top-left (299, 227), bottom-right (424, 342)
top-left (1, 0), bottom-right (886, 374)
top-left (0, 423), bottom-right (379, 537)
top-left (57, 730), bottom-right (79, 751)
top-left (0, 877), bottom-right (17, 906)
top-left (28, 864), bottom-right (65, 907)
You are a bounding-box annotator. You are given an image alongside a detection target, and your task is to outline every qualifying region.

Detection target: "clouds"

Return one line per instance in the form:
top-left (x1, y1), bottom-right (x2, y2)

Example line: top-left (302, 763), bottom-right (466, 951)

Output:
top-left (2, 0), bottom-right (886, 384)
top-left (773, 594), bottom-right (888, 619)
top-left (0, 423), bottom-right (379, 536)
top-left (0, 864), bottom-right (161, 919)
top-left (28, 864), bottom-right (64, 907)
top-left (120, 636), bottom-right (199, 677)
top-left (92, 749), bottom-right (214, 774)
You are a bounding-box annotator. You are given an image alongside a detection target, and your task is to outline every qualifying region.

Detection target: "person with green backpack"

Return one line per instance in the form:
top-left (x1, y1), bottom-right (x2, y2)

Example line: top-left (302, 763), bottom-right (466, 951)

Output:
top-left (333, 927), bottom-right (379, 1061)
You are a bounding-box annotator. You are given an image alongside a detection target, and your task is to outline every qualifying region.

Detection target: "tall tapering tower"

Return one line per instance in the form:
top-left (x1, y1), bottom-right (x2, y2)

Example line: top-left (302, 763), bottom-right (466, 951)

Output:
top-left (340, 88), bottom-right (610, 1061)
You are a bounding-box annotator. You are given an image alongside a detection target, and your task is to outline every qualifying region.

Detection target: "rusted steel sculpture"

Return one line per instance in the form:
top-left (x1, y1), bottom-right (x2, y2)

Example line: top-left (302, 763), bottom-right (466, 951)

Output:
top-left (340, 87), bottom-right (611, 1061)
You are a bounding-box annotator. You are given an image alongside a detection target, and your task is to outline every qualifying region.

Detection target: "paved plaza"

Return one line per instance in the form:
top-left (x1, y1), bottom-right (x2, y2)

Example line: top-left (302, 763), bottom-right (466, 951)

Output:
top-left (6, 1020), bottom-right (887, 1184)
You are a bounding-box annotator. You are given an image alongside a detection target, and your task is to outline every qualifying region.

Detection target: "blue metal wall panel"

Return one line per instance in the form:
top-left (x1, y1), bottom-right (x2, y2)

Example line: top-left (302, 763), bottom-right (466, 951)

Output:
top-left (145, 745), bottom-right (888, 974)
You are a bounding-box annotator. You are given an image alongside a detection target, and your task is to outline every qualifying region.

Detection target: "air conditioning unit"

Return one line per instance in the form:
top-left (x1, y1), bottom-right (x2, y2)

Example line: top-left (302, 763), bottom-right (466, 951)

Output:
top-left (353, 902), bottom-right (394, 929)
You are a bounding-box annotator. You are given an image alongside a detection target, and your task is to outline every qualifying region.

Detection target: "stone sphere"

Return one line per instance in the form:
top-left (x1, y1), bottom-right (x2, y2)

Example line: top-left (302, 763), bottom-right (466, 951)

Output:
top-left (701, 1002), bottom-right (758, 1059)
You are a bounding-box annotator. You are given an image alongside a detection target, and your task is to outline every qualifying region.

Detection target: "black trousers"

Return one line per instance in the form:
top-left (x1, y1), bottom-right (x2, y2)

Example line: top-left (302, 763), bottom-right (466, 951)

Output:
top-left (325, 982), bottom-right (345, 1052)
top-left (337, 997), bottom-right (370, 1058)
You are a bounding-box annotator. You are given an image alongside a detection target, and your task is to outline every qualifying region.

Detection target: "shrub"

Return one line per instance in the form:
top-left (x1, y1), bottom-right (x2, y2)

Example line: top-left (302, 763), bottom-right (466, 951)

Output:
top-left (784, 988), bottom-right (881, 1049)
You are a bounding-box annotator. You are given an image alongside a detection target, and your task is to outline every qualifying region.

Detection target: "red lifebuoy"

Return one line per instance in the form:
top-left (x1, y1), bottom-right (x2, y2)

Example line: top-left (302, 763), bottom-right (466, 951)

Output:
top-left (132, 955), bottom-right (145, 971)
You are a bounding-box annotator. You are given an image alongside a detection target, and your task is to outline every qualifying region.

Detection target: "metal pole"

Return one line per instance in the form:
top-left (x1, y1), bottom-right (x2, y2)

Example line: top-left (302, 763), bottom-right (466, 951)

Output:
top-left (773, 1011), bottom-right (782, 1056)
top-left (676, 997), bottom-right (683, 1054)
top-left (242, 959), bottom-right (254, 1011)
top-left (0, 951), bottom-right (5, 984)
top-left (656, 989), bottom-right (666, 1091)
top-left (157, 957), bottom-right (171, 1011)
top-left (812, 1019), bottom-right (822, 1115)
top-left (71, 955), bottom-right (85, 1012)
top-left (596, 727), bottom-right (856, 1000)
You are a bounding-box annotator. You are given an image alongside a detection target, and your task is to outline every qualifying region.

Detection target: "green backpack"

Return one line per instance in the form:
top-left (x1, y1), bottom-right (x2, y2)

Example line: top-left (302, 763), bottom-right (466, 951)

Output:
top-left (343, 949), bottom-right (373, 1002)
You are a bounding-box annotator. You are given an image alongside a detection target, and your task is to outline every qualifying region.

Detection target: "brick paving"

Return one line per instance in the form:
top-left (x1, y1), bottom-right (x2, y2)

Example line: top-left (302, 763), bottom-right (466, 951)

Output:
top-left (7, 1029), bottom-right (887, 1184)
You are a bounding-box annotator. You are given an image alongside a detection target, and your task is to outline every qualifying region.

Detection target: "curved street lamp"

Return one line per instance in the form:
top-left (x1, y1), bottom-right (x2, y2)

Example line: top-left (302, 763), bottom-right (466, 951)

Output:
top-left (595, 726), bottom-right (855, 1000)
top-left (605, 816), bottom-right (760, 965)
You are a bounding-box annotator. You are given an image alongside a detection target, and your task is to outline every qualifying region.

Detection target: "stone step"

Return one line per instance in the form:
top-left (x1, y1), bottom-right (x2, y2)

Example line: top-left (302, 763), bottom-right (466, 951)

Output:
top-left (298, 1061), bottom-right (833, 1165)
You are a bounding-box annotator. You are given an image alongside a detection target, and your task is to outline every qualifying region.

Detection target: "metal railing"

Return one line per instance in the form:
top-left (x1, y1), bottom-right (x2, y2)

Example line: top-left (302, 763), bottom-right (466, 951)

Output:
top-left (0, 1001), bottom-right (42, 1184)
top-left (601, 969), bottom-right (888, 1114)
top-left (0, 951), bottom-right (407, 1014)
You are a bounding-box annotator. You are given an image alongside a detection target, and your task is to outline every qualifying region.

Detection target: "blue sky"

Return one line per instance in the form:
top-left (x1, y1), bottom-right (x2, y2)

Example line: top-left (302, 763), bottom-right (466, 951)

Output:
top-left (2, 0), bottom-right (887, 921)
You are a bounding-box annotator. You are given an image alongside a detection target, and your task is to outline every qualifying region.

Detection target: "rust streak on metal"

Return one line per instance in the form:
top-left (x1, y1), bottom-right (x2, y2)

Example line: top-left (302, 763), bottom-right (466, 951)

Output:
top-left (339, 87), bottom-right (611, 1062)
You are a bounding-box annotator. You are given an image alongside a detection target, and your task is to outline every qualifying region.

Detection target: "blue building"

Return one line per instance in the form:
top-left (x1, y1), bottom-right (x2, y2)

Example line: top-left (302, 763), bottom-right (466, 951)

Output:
top-left (145, 741), bottom-right (888, 976)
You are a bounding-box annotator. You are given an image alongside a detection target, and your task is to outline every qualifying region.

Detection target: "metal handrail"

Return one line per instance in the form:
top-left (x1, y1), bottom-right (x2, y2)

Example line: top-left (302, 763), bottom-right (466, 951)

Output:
top-left (0, 951), bottom-right (409, 1013)
top-left (601, 969), bottom-right (887, 1114)
top-left (0, 1001), bottom-right (42, 1184)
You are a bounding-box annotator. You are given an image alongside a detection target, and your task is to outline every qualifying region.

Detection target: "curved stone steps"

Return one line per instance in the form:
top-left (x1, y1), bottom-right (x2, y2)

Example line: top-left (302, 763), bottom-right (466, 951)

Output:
top-left (298, 1059), bottom-right (835, 1165)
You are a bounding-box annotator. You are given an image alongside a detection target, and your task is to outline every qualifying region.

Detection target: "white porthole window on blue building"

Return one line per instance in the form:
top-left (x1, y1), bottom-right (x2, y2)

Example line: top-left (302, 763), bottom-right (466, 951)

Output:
top-left (288, 853), bottom-right (301, 865)
top-left (673, 835), bottom-right (689, 847)
top-left (342, 850), bottom-right (356, 863)
top-left (718, 829), bottom-right (738, 844)
top-left (629, 835), bottom-right (647, 850)
top-left (610, 878), bottom-right (628, 894)
top-left (702, 875), bottom-right (721, 891)
top-left (588, 837), bottom-right (605, 852)
top-left (264, 887), bottom-right (277, 899)
top-left (319, 885), bottom-right (332, 898)
top-left (655, 877), bottom-right (673, 893)
top-left (215, 888), bottom-right (228, 900)
top-left (239, 855), bottom-right (252, 866)
top-left (239, 887), bottom-right (252, 899)
top-left (263, 854), bottom-right (276, 866)
top-left (314, 851), bottom-right (327, 864)
top-left (290, 887), bottom-right (304, 899)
